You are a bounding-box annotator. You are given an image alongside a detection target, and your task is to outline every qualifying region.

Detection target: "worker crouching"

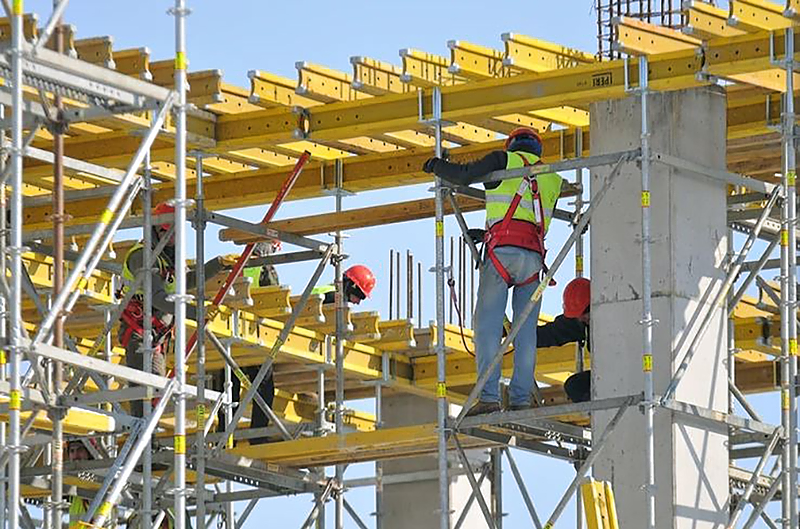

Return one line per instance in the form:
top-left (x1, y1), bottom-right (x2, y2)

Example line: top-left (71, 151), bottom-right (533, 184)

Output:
top-left (424, 128), bottom-right (563, 415)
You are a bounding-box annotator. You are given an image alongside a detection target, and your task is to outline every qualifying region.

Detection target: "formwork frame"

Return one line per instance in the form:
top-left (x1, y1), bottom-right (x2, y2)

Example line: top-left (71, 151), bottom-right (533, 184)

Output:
top-left (0, 4), bottom-right (799, 529)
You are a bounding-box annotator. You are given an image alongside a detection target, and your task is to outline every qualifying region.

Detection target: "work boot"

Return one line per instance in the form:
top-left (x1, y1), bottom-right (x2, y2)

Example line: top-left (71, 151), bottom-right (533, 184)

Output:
top-left (464, 401), bottom-right (501, 417)
top-left (506, 403), bottom-right (530, 412)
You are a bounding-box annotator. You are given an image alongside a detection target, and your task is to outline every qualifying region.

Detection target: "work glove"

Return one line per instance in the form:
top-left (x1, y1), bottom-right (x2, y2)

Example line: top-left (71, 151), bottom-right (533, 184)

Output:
top-left (422, 157), bottom-right (441, 174)
top-left (466, 228), bottom-right (486, 246)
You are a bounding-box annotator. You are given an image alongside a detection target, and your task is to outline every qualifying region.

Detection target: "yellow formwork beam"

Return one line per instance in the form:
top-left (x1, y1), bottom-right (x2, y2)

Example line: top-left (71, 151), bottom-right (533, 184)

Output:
top-left (729, 0), bottom-right (793, 31)
top-left (399, 48), bottom-right (464, 87)
top-left (248, 69), bottom-right (321, 108)
top-left (0, 13), bottom-right (39, 41)
top-left (74, 36), bottom-right (114, 68)
top-left (351, 56), bottom-right (413, 96)
top-left (614, 16), bottom-right (702, 55)
top-left (448, 40), bottom-right (589, 128)
top-left (231, 423), bottom-right (495, 467)
top-left (684, 0), bottom-right (749, 39)
top-left (501, 33), bottom-right (595, 72)
top-left (297, 61), bottom-right (494, 145)
top-left (448, 40), bottom-right (515, 79)
top-left (113, 47), bottom-right (152, 80)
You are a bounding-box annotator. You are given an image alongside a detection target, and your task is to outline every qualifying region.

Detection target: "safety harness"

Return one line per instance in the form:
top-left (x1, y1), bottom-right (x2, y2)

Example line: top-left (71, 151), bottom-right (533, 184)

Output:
top-left (484, 156), bottom-right (551, 287)
top-left (118, 246), bottom-right (175, 350)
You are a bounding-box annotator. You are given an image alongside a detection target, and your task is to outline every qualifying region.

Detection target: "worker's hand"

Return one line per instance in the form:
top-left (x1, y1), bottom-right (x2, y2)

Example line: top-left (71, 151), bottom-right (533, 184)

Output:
top-left (422, 157), bottom-right (441, 174)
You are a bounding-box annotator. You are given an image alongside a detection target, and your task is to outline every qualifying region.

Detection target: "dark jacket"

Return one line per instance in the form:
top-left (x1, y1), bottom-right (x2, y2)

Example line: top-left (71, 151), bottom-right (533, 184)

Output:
top-left (429, 150), bottom-right (508, 189)
top-left (537, 315), bottom-right (590, 351)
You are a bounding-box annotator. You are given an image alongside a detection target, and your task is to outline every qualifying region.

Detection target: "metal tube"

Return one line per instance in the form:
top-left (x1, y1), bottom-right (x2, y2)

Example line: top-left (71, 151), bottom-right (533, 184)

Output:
top-left (396, 249), bottom-right (401, 321)
top-left (729, 380), bottom-right (762, 422)
top-left (741, 470), bottom-right (782, 529)
top-left (91, 382), bottom-right (178, 528)
top-left (453, 435), bottom-right (496, 529)
top-left (638, 54), bottom-right (657, 529)
top-left (449, 236), bottom-right (454, 324)
top-left (0, 103), bottom-right (8, 529)
top-left (173, 4), bottom-right (189, 529)
top-left (32, 92), bottom-right (175, 346)
top-left (50, 5), bottom-right (65, 528)
top-left (407, 250), bottom-right (413, 320)
top-left (504, 448), bottom-right (542, 529)
top-left (575, 127), bottom-right (585, 374)
top-left (454, 465), bottom-right (490, 529)
top-left (730, 235), bottom-right (780, 310)
top-left (389, 249), bottom-right (393, 320)
top-left (543, 401), bottom-right (631, 527)
top-left (195, 154), bottom-right (207, 529)
top-left (491, 448), bottom-right (502, 529)
top-left (418, 262), bottom-right (423, 328)
top-left (783, 26), bottom-right (798, 529)
top-left (663, 186), bottom-right (781, 401)
top-left (432, 86), bottom-right (450, 529)
top-left (455, 153), bottom-right (632, 425)
top-left (223, 344), bottom-right (235, 529)
top-left (334, 161), bottom-right (346, 529)
top-left (342, 498), bottom-right (370, 529)
top-left (728, 428), bottom-right (781, 527)
top-left (374, 375), bottom-right (383, 529)
top-left (9, 4), bottom-right (24, 529)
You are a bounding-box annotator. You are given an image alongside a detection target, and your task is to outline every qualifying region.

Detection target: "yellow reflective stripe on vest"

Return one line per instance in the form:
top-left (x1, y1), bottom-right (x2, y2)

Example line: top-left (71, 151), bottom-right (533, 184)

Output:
top-left (485, 151), bottom-right (564, 233)
top-left (121, 242), bottom-right (176, 296)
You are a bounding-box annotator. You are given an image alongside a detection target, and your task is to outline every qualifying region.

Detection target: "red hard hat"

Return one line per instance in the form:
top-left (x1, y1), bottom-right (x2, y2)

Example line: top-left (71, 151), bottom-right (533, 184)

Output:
top-left (504, 127), bottom-right (543, 151)
top-left (345, 265), bottom-right (376, 298)
top-left (153, 202), bottom-right (175, 230)
top-left (563, 278), bottom-right (591, 318)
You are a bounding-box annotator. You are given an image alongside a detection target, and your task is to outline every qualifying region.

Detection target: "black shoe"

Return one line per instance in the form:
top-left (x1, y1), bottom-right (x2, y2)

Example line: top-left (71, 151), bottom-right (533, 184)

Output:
top-left (506, 403), bottom-right (530, 412)
top-left (464, 401), bottom-right (501, 417)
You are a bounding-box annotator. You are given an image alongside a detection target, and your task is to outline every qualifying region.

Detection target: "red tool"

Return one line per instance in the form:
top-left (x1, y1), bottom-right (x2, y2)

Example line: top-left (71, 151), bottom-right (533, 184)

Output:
top-left (165, 150), bottom-right (312, 378)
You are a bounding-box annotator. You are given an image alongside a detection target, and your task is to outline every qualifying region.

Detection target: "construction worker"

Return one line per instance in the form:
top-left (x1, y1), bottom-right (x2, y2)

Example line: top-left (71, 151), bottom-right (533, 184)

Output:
top-left (312, 264), bottom-right (376, 306)
top-left (423, 127), bottom-right (563, 415)
top-left (216, 240), bottom-right (280, 445)
top-left (537, 278), bottom-right (591, 402)
top-left (65, 439), bottom-right (93, 529)
top-left (119, 202), bottom-right (230, 418)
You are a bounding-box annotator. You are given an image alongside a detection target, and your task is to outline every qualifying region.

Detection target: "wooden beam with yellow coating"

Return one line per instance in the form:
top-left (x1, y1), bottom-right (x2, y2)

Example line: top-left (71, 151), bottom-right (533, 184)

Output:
top-left (230, 423), bottom-right (497, 467)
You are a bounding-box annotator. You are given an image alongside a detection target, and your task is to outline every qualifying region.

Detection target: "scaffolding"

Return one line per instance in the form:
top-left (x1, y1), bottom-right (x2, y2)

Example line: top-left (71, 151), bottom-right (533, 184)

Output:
top-left (1, 1), bottom-right (800, 528)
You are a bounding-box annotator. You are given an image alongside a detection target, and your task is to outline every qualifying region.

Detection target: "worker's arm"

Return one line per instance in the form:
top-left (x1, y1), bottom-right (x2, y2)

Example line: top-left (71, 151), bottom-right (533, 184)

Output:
top-left (126, 249), bottom-right (198, 321)
top-left (187, 256), bottom-right (228, 290)
top-left (425, 151), bottom-right (507, 188)
top-left (537, 315), bottom-right (586, 348)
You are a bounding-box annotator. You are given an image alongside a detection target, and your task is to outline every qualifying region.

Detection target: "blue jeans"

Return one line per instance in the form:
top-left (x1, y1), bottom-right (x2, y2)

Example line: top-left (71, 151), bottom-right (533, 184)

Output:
top-left (474, 246), bottom-right (543, 406)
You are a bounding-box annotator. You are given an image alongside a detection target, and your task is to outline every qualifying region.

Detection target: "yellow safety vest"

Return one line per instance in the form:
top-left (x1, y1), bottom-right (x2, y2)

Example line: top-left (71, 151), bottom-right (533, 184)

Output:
top-left (485, 151), bottom-right (563, 235)
top-left (121, 242), bottom-right (176, 296)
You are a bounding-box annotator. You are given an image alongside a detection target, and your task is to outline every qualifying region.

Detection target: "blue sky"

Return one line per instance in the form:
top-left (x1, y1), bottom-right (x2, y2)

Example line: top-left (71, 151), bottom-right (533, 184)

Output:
top-left (21, 1), bottom-right (783, 527)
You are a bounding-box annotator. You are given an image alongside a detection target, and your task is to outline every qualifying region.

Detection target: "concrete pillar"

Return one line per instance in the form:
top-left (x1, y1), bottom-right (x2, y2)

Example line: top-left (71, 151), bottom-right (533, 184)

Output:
top-left (381, 395), bottom-right (490, 529)
top-left (589, 86), bottom-right (730, 527)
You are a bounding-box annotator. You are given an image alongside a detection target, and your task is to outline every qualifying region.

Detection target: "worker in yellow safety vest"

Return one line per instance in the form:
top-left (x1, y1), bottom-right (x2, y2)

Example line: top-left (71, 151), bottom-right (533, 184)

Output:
top-left (423, 127), bottom-right (563, 416)
top-left (119, 202), bottom-right (230, 418)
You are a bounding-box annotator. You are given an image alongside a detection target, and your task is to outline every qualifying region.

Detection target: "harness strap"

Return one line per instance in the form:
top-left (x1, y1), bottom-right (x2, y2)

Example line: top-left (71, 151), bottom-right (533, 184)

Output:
top-left (486, 154), bottom-right (548, 287)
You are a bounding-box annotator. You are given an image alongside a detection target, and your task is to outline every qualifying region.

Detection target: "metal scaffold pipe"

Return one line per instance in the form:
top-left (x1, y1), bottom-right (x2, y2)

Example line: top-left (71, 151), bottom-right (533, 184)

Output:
top-left (195, 154), bottom-right (207, 529)
top-left (9, 3), bottom-right (24, 529)
top-left (638, 54), bottom-right (657, 529)
top-left (431, 86), bottom-right (450, 529)
top-left (780, 25), bottom-right (798, 529)
top-left (172, 3), bottom-right (190, 529)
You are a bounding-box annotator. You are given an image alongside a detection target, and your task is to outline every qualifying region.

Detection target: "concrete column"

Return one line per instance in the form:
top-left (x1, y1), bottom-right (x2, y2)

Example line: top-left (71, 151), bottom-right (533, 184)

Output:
top-left (381, 395), bottom-right (490, 528)
top-left (590, 86), bottom-right (730, 527)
